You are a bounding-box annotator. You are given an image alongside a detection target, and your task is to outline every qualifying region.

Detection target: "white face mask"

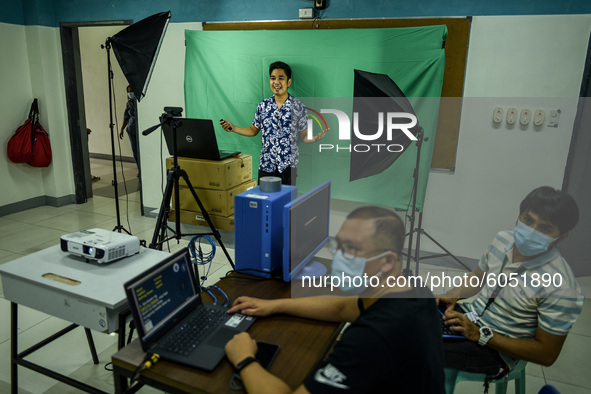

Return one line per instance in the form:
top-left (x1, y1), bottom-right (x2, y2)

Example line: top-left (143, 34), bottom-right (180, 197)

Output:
top-left (514, 220), bottom-right (557, 256)
top-left (330, 250), bottom-right (390, 294)
top-left (127, 92), bottom-right (135, 99)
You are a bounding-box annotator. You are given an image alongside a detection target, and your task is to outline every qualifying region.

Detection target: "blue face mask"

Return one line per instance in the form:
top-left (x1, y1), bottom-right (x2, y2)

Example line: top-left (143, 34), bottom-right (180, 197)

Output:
top-left (330, 250), bottom-right (390, 294)
top-left (127, 92), bottom-right (135, 99)
top-left (514, 220), bottom-right (557, 256)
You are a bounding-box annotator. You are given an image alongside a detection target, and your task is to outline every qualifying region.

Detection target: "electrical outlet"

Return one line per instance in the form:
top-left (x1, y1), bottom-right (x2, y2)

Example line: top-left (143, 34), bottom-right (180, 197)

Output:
top-left (533, 109), bottom-right (545, 126)
top-left (506, 107), bottom-right (518, 125)
top-left (519, 108), bottom-right (531, 125)
top-left (299, 8), bottom-right (314, 19)
top-left (492, 107), bottom-right (503, 124)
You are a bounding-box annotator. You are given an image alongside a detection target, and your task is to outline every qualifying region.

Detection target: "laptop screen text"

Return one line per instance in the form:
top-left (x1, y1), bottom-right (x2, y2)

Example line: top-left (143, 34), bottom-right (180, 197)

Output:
top-left (130, 253), bottom-right (198, 337)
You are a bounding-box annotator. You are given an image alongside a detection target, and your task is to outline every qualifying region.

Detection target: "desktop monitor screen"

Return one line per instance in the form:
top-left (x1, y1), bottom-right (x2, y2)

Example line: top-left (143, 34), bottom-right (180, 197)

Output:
top-left (282, 181), bottom-right (331, 282)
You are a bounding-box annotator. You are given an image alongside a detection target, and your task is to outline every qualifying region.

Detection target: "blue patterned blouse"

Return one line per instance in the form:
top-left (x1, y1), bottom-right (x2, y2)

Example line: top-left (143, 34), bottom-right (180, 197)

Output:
top-left (252, 94), bottom-right (308, 173)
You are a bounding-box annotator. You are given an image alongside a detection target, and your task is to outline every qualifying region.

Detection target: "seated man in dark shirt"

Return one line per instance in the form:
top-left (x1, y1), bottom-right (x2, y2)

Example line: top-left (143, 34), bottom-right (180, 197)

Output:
top-left (225, 206), bottom-right (445, 394)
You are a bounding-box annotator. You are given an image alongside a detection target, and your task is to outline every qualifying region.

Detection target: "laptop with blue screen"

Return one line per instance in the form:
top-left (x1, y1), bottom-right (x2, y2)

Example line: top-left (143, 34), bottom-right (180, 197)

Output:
top-left (124, 249), bottom-right (255, 371)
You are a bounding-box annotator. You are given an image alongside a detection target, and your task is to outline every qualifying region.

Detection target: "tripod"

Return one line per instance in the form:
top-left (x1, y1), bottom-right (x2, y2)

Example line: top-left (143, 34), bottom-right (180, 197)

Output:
top-left (146, 109), bottom-right (235, 269)
top-left (403, 127), bottom-right (470, 276)
top-left (103, 38), bottom-right (130, 235)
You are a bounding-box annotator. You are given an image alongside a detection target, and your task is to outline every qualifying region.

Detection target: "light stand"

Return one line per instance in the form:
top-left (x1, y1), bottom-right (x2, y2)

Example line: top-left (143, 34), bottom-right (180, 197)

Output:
top-left (143, 108), bottom-right (235, 269)
top-left (403, 127), bottom-right (470, 276)
top-left (351, 69), bottom-right (469, 276)
top-left (99, 11), bottom-right (170, 234)
top-left (102, 39), bottom-right (130, 234)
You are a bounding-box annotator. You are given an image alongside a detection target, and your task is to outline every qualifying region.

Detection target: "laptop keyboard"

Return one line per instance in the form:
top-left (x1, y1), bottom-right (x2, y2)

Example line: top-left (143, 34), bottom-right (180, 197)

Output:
top-left (159, 307), bottom-right (228, 356)
top-left (440, 313), bottom-right (463, 337)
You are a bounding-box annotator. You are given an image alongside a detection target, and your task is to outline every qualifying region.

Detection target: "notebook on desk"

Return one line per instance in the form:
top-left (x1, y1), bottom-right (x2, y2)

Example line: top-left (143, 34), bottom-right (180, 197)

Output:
top-left (124, 249), bottom-right (255, 371)
top-left (163, 118), bottom-right (240, 160)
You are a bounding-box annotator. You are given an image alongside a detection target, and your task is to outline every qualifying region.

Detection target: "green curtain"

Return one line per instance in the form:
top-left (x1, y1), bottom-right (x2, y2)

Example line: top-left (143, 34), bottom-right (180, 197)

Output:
top-left (184, 26), bottom-right (447, 210)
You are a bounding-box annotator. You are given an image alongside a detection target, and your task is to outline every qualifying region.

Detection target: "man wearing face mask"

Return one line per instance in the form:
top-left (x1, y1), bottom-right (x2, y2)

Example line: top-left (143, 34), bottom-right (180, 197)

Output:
top-left (120, 85), bottom-right (140, 173)
top-left (437, 186), bottom-right (583, 390)
top-left (224, 206), bottom-right (445, 394)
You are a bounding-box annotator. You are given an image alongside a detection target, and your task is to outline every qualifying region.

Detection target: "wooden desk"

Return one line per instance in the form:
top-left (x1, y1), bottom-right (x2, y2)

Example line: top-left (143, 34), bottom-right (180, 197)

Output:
top-left (112, 275), bottom-right (343, 393)
top-left (0, 245), bottom-right (170, 394)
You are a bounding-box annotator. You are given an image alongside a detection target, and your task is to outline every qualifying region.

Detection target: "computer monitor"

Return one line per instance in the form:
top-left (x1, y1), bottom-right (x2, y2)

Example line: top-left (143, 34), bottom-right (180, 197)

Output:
top-left (282, 181), bottom-right (331, 282)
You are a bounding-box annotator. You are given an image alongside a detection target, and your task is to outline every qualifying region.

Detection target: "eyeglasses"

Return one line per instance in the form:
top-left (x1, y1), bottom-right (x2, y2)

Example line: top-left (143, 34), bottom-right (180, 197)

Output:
top-left (327, 237), bottom-right (361, 261)
top-left (328, 236), bottom-right (392, 262)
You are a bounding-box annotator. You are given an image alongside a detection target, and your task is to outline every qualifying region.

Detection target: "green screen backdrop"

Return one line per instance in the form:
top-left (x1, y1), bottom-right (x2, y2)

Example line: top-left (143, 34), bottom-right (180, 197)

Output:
top-left (184, 26), bottom-right (447, 211)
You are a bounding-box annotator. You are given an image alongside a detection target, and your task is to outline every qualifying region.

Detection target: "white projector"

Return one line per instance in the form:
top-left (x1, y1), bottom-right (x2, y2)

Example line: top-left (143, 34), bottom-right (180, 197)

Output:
top-left (60, 228), bottom-right (140, 263)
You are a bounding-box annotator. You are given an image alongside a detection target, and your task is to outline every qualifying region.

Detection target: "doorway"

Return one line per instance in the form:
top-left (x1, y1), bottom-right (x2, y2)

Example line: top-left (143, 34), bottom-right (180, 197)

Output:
top-left (559, 31), bottom-right (591, 277)
top-left (60, 21), bottom-right (144, 214)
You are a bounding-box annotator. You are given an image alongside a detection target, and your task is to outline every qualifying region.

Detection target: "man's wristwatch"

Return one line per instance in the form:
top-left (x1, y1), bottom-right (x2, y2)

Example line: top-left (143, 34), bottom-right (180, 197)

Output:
top-left (235, 356), bottom-right (259, 374)
top-left (478, 326), bottom-right (494, 346)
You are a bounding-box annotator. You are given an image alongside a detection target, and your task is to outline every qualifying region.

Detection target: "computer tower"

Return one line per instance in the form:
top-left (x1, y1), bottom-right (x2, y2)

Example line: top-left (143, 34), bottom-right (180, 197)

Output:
top-left (234, 185), bottom-right (296, 278)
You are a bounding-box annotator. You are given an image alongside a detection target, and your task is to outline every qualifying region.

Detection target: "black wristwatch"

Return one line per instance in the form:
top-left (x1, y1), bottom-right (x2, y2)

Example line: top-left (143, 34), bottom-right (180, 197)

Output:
top-left (235, 356), bottom-right (259, 374)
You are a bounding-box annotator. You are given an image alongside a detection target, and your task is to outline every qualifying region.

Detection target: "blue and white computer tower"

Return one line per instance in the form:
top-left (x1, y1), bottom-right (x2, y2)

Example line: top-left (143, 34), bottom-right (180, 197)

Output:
top-left (234, 185), bottom-right (296, 278)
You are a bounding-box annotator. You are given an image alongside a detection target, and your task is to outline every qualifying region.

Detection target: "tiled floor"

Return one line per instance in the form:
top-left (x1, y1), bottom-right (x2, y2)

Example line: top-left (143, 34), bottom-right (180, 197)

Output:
top-left (0, 160), bottom-right (589, 392)
top-left (90, 157), bottom-right (140, 199)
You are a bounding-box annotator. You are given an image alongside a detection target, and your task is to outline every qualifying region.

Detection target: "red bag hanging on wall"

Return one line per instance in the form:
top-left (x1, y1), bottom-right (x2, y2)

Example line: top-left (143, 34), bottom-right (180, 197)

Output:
top-left (29, 122), bottom-right (52, 167)
top-left (6, 99), bottom-right (52, 167)
top-left (7, 101), bottom-right (36, 163)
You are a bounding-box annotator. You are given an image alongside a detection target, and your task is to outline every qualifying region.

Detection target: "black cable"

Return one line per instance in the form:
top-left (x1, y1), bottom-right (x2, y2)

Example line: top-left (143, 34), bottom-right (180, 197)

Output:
top-left (220, 269), bottom-right (283, 281)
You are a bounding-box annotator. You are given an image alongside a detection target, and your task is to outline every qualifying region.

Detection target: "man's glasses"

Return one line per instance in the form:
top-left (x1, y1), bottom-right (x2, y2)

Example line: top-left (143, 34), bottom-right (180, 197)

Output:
top-left (327, 236), bottom-right (392, 262)
top-left (327, 237), bottom-right (359, 261)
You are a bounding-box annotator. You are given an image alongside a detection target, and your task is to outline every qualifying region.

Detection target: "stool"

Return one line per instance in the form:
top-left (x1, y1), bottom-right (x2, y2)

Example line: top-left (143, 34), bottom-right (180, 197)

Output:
top-left (444, 360), bottom-right (527, 394)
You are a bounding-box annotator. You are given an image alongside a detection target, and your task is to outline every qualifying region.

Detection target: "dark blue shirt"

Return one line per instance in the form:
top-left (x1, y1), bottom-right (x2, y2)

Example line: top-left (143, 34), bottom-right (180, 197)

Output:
top-left (252, 94), bottom-right (308, 173)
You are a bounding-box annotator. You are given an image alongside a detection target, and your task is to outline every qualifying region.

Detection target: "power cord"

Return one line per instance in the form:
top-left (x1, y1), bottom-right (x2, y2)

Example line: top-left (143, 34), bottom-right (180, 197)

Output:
top-left (130, 352), bottom-right (160, 384)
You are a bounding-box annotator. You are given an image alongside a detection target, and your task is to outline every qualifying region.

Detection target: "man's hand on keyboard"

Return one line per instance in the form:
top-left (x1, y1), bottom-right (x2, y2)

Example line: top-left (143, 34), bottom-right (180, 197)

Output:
top-left (227, 296), bottom-right (278, 317)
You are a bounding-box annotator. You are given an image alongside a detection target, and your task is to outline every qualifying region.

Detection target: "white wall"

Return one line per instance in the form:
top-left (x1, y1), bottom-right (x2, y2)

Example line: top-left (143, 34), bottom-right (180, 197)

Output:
top-left (26, 25), bottom-right (75, 199)
top-left (0, 22), bottom-right (74, 209)
top-left (421, 15), bottom-right (591, 259)
top-left (138, 22), bottom-right (203, 211)
top-left (79, 25), bottom-right (133, 158)
top-left (0, 22), bottom-right (38, 207)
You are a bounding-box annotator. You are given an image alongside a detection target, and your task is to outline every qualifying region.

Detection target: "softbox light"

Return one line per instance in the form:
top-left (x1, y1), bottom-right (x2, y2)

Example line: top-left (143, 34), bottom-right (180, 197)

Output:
top-left (110, 11), bottom-right (171, 102)
top-left (350, 69), bottom-right (421, 182)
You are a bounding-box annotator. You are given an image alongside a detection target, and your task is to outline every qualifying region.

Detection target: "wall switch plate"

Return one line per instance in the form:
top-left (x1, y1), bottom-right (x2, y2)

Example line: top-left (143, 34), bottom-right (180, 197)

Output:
top-left (548, 109), bottom-right (561, 127)
top-left (299, 8), bottom-right (314, 19)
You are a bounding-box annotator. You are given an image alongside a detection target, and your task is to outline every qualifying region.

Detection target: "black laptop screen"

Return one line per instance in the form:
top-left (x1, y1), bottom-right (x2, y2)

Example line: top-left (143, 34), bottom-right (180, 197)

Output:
top-left (129, 252), bottom-right (198, 337)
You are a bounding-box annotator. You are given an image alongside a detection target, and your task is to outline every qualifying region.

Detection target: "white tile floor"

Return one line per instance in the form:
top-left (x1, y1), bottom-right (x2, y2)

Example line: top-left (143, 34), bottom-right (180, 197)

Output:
top-left (0, 161), bottom-right (589, 393)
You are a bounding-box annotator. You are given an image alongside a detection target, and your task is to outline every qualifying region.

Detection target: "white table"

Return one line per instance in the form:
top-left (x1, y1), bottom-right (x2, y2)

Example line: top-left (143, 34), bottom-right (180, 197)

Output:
top-left (0, 245), bottom-right (170, 394)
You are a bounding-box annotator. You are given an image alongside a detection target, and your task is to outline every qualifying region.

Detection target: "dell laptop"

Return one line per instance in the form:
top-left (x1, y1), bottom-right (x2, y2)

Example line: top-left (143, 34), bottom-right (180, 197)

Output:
top-left (124, 249), bottom-right (255, 371)
top-left (163, 118), bottom-right (240, 160)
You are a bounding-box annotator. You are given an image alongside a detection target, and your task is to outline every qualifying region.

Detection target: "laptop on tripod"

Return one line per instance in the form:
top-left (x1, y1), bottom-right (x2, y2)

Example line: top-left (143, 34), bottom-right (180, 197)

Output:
top-left (124, 249), bottom-right (255, 371)
top-left (163, 118), bottom-right (240, 160)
